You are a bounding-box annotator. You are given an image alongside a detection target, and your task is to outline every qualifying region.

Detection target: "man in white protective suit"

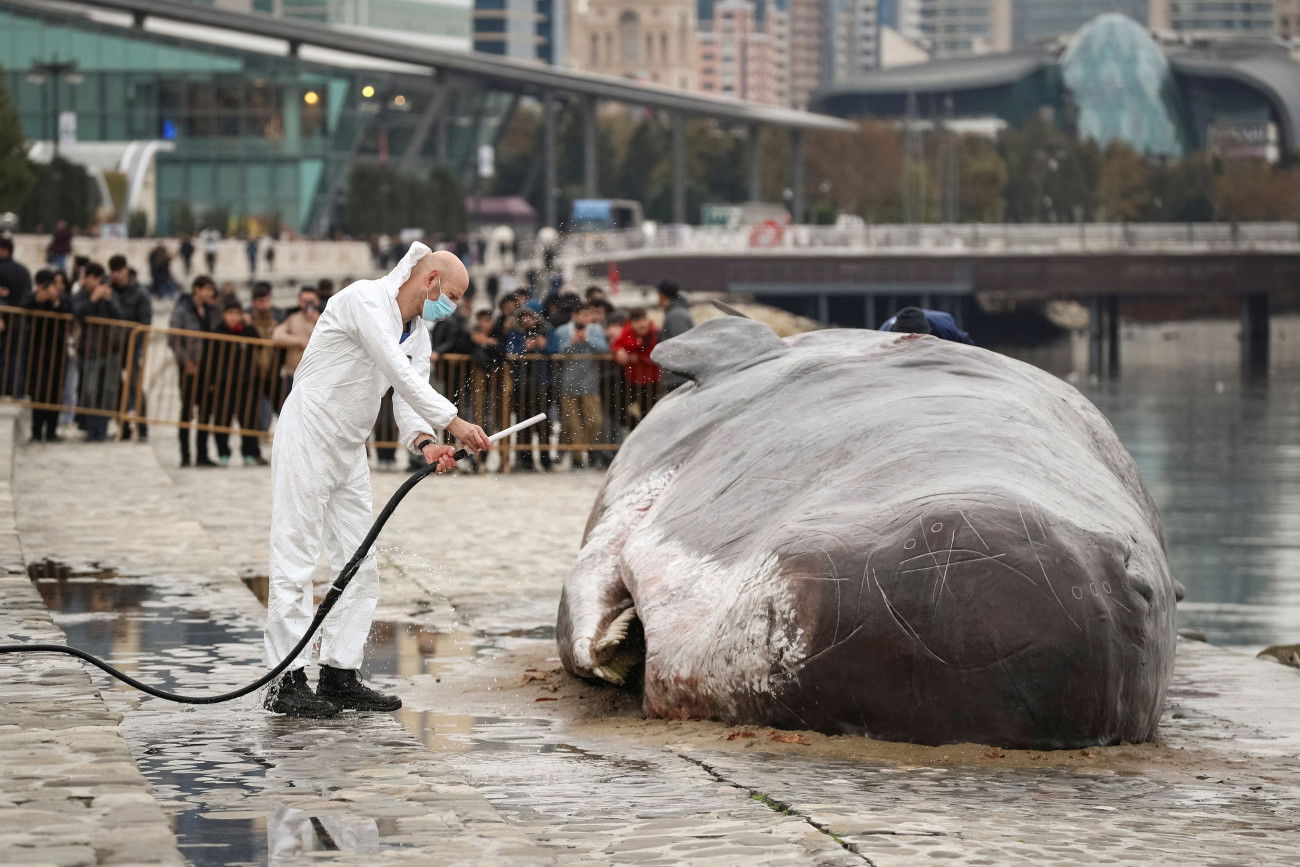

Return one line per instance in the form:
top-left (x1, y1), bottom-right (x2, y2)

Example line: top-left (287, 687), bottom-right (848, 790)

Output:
top-left (264, 243), bottom-right (491, 718)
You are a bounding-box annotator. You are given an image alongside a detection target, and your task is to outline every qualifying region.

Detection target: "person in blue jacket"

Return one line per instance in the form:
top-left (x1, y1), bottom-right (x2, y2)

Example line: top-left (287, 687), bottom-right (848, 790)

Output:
top-left (880, 306), bottom-right (974, 345)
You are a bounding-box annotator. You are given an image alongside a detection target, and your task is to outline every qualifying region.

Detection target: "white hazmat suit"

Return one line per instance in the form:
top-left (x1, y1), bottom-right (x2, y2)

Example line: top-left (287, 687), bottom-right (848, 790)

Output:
top-left (265, 243), bottom-right (457, 672)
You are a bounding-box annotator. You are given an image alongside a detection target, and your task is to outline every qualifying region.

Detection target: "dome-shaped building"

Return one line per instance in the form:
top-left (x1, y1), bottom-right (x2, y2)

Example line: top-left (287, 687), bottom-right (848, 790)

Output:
top-left (812, 13), bottom-right (1300, 161)
top-left (1060, 14), bottom-right (1185, 156)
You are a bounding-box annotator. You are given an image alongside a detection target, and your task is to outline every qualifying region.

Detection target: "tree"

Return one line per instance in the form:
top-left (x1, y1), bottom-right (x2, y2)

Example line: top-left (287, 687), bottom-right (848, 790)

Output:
top-left (1147, 154), bottom-right (1214, 222)
top-left (0, 68), bottom-right (34, 215)
top-left (18, 157), bottom-right (93, 232)
top-left (805, 121), bottom-right (906, 222)
top-left (957, 135), bottom-right (1007, 222)
top-left (428, 164), bottom-right (466, 236)
top-left (1212, 161), bottom-right (1300, 221)
top-left (999, 118), bottom-right (1099, 222)
top-left (614, 117), bottom-right (669, 211)
top-left (1096, 142), bottom-right (1151, 221)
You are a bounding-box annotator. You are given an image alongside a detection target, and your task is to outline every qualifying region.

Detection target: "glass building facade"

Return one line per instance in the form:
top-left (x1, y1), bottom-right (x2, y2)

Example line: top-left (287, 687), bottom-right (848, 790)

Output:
top-left (1060, 14), bottom-right (1186, 156)
top-left (1, 3), bottom-right (505, 234)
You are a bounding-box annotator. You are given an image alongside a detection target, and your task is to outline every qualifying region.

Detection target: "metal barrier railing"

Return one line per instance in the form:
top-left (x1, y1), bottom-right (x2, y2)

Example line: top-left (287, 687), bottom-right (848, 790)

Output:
top-left (0, 310), bottom-right (658, 469)
top-left (0, 308), bottom-right (144, 441)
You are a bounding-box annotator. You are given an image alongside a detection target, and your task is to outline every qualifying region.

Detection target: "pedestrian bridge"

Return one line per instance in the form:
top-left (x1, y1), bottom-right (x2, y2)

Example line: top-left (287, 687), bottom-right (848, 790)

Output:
top-left (564, 222), bottom-right (1300, 376)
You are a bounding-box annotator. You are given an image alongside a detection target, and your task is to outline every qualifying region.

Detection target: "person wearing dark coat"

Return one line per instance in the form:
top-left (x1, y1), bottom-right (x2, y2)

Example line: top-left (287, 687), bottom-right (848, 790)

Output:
top-left (205, 297), bottom-right (265, 466)
top-left (22, 269), bottom-right (72, 441)
top-left (69, 263), bottom-right (123, 442)
top-left (168, 276), bottom-right (221, 466)
top-left (108, 255), bottom-right (154, 440)
top-left (880, 307), bottom-right (975, 345)
top-left (0, 237), bottom-right (34, 398)
top-left (656, 281), bottom-right (694, 393)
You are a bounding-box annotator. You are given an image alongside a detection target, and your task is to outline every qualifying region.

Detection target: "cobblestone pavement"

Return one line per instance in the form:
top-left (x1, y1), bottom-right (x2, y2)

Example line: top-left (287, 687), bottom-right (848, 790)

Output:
top-left (4, 419), bottom-right (1300, 863)
top-left (0, 407), bottom-right (181, 866)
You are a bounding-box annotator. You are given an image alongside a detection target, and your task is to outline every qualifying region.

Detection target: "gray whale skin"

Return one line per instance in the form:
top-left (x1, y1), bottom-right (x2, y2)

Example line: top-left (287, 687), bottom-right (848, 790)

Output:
top-left (557, 317), bottom-right (1178, 749)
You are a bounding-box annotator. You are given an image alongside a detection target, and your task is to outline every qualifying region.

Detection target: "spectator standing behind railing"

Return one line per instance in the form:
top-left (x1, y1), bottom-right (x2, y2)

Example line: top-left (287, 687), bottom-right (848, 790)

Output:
top-left (22, 270), bottom-right (71, 441)
top-left (69, 263), bottom-right (121, 442)
top-left (108, 255), bottom-right (153, 442)
top-left (551, 305), bottom-right (607, 471)
top-left (271, 286), bottom-right (321, 401)
top-left (505, 307), bottom-right (553, 472)
top-left (611, 308), bottom-right (660, 432)
top-left (656, 281), bottom-right (695, 393)
top-left (0, 236), bottom-right (33, 399)
top-left (248, 282), bottom-right (286, 432)
top-left (206, 297), bottom-right (266, 466)
top-left (168, 275), bottom-right (221, 467)
top-left (468, 308), bottom-right (502, 438)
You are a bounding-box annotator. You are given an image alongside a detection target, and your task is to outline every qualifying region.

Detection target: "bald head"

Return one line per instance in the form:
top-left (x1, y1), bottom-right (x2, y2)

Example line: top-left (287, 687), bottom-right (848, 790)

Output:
top-left (397, 249), bottom-right (471, 321)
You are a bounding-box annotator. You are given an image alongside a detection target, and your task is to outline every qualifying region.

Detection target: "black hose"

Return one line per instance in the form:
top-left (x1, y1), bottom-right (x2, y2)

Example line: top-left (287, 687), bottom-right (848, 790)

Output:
top-left (0, 448), bottom-right (477, 704)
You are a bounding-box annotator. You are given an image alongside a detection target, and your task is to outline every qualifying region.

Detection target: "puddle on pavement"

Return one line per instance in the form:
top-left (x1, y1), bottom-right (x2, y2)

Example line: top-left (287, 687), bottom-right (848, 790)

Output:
top-left (28, 566), bottom-right (416, 865)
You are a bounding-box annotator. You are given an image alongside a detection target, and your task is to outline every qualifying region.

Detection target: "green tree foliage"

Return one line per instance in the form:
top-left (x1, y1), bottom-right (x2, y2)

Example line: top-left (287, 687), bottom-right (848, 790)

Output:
top-left (1146, 155), bottom-right (1214, 221)
top-left (0, 69), bottom-right (35, 214)
top-left (344, 161), bottom-right (466, 238)
top-left (19, 157), bottom-right (93, 231)
top-left (1096, 142), bottom-right (1151, 221)
top-left (957, 136), bottom-right (1007, 222)
top-left (805, 121), bottom-right (907, 221)
top-left (1000, 118), bottom-right (1100, 222)
top-left (428, 163), bottom-right (467, 236)
top-left (446, 98), bottom-right (1300, 229)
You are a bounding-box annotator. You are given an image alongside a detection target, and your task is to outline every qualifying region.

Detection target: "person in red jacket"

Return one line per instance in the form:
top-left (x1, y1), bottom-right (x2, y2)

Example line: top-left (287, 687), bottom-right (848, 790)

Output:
top-left (611, 308), bottom-right (660, 431)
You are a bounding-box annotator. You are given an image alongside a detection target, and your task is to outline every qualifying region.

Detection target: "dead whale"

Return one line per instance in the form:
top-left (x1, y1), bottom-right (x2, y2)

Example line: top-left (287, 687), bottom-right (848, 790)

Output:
top-left (557, 317), bottom-right (1178, 749)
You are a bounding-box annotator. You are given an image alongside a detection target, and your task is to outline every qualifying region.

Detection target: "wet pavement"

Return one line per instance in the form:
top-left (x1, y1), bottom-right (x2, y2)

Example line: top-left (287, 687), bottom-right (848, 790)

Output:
top-left (4, 318), bottom-right (1300, 863)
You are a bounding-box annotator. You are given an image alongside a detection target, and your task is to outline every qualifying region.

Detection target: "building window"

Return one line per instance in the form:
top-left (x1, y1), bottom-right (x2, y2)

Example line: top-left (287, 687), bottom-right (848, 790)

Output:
top-left (591, 32), bottom-right (599, 65)
top-left (620, 11), bottom-right (640, 65)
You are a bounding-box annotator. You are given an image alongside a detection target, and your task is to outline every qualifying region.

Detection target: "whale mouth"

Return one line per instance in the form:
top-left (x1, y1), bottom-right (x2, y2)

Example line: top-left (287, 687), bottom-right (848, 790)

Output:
top-left (587, 606), bottom-right (643, 685)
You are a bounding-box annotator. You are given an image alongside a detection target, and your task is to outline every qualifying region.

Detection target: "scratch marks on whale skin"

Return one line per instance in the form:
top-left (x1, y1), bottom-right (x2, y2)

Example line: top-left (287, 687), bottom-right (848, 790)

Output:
top-left (872, 568), bottom-right (950, 665)
top-left (959, 509), bottom-right (990, 552)
top-left (1017, 502), bottom-right (1081, 632)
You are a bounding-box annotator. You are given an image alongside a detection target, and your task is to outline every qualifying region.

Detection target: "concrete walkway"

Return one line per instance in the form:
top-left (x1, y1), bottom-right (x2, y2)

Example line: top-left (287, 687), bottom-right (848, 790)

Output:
top-left (0, 407), bottom-right (182, 865)
top-left (3, 407), bottom-right (1300, 863)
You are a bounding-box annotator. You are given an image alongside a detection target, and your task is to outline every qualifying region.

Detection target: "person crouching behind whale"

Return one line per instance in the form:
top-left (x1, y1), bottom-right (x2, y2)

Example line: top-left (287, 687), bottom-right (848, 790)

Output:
top-left (882, 306), bottom-right (974, 344)
top-left (263, 244), bottom-right (491, 719)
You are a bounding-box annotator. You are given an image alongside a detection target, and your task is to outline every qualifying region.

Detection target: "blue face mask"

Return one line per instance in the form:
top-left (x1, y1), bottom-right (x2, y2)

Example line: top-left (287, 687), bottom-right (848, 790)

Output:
top-left (422, 277), bottom-right (456, 322)
top-left (423, 296), bottom-right (455, 322)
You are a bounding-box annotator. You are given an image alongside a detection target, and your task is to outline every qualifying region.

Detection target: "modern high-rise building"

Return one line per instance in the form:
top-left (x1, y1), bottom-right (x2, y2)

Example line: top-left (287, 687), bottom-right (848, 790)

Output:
top-left (696, 0), bottom-right (785, 104)
top-left (787, 0), bottom-right (826, 107)
top-left (1011, 0), bottom-right (1148, 48)
top-left (824, 0), bottom-right (881, 81)
top-left (567, 0), bottom-right (697, 88)
top-left (473, 0), bottom-right (565, 63)
top-left (915, 0), bottom-right (1013, 58)
top-left (1148, 0), bottom-right (1277, 39)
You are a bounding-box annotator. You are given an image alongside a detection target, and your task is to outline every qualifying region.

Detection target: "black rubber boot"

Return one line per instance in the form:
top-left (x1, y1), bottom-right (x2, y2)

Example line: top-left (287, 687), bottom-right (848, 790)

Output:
top-left (317, 666), bottom-right (403, 712)
top-left (264, 669), bottom-right (339, 719)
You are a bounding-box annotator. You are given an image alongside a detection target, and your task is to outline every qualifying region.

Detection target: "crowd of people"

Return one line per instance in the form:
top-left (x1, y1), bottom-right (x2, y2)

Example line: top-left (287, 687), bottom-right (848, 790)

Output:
top-left (0, 230), bottom-right (700, 472)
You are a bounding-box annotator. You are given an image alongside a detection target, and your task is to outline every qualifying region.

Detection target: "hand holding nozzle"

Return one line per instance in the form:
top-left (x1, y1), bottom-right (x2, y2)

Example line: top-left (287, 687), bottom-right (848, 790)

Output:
top-left (447, 416), bottom-right (491, 452)
top-left (425, 414), bottom-right (548, 474)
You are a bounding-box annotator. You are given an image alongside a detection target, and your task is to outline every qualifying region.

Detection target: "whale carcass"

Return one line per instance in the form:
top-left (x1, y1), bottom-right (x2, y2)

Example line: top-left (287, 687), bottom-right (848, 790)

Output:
top-left (557, 316), bottom-right (1178, 749)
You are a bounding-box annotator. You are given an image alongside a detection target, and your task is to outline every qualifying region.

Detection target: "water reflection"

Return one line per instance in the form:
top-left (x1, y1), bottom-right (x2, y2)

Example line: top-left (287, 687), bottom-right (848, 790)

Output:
top-left (992, 316), bottom-right (1300, 650)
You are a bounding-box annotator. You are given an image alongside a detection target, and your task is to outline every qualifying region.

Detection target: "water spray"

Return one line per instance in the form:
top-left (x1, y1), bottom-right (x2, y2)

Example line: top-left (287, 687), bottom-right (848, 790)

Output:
top-left (0, 414), bottom-right (548, 704)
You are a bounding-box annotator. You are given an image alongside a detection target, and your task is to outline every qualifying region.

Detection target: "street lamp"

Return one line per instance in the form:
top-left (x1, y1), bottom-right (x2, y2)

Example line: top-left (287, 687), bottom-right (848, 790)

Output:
top-left (26, 58), bottom-right (83, 158)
